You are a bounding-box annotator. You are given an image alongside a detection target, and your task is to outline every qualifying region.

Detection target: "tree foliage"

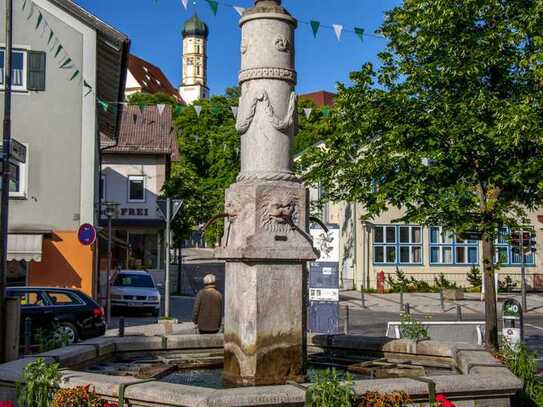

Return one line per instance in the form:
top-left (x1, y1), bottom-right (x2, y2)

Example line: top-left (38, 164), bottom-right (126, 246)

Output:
top-left (299, 0), bottom-right (543, 349)
top-left (294, 99), bottom-right (338, 154)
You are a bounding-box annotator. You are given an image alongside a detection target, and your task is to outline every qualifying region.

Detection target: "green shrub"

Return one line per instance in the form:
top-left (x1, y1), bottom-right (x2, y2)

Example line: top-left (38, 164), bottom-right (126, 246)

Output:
top-left (305, 369), bottom-right (355, 407)
top-left (17, 358), bottom-right (60, 407)
top-left (399, 313), bottom-right (429, 342)
top-left (501, 343), bottom-right (543, 405)
top-left (34, 327), bottom-right (70, 353)
top-left (498, 275), bottom-right (518, 293)
top-left (466, 266), bottom-right (482, 288)
top-left (434, 273), bottom-right (458, 289)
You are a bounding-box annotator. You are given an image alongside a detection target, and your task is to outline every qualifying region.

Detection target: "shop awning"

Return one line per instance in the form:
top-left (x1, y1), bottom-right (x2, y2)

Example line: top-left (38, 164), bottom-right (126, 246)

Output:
top-left (7, 234), bottom-right (43, 262)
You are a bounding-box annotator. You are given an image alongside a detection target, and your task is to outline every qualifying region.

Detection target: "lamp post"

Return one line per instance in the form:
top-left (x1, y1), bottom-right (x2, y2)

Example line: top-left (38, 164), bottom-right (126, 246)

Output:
top-left (103, 201), bottom-right (119, 326)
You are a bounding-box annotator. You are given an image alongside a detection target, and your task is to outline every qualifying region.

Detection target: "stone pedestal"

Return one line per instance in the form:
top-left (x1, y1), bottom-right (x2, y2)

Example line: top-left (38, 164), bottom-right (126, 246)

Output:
top-left (216, 0), bottom-right (317, 386)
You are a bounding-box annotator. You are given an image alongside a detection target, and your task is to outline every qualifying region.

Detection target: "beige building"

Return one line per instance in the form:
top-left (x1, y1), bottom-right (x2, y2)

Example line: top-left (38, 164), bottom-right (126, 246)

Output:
top-left (179, 14), bottom-right (209, 104)
top-left (301, 144), bottom-right (543, 290)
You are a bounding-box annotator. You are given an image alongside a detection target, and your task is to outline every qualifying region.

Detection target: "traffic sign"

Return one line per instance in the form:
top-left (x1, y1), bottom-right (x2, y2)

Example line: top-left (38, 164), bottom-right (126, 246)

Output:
top-left (1, 138), bottom-right (26, 163)
top-left (78, 223), bottom-right (97, 246)
top-left (157, 199), bottom-right (183, 221)
top-left (0, 160), bottom-right (19, 183)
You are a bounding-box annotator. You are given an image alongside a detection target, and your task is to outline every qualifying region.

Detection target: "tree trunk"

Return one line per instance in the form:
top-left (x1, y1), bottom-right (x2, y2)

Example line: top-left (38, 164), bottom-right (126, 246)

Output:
top-left (482, 236), bottom-right (499, 351)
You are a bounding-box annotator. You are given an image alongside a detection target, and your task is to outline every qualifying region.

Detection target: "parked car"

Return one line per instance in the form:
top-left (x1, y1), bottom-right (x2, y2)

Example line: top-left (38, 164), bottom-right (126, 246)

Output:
top-left (5, 287), bottom-right (105, 344)
top-left (111, 270), bottom-right (161, 317)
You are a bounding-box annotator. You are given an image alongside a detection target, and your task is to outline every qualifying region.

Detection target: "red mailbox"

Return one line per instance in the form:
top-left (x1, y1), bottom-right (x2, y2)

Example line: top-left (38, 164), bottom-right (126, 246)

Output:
top-left (377, 270), bottom-right (385, 294)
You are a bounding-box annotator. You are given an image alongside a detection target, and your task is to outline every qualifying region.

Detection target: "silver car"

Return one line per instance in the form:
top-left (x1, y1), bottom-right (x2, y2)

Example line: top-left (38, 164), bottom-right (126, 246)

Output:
top-left (111, 270), bottom-right (161, 317)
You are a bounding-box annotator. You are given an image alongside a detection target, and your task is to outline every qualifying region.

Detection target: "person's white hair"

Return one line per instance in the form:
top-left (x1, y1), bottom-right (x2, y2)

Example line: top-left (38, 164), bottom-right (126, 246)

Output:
top-left (203, 274), bottom-right (216, 285)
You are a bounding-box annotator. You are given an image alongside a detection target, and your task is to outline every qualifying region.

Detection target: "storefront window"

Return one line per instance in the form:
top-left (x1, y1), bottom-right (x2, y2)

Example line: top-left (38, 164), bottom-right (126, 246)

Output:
top-left (128, 233), bottom-right (158, 269)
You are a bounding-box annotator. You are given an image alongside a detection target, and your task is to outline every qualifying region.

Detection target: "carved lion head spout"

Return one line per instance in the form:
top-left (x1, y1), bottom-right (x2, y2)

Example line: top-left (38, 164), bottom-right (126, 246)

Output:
top-left (259, 190), bottom-right (299, 233)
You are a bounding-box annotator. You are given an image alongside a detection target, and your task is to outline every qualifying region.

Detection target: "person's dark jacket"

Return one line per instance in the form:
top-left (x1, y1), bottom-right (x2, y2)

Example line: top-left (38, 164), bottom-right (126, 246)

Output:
top-left (192, 285), bottom-right (223, 333)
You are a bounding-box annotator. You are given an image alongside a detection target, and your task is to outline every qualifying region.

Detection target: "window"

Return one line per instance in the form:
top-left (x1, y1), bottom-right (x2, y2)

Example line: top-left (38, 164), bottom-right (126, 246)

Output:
top-left (196, 65), bottom-right (201, 76)
top-left (46, 291), bottom-right (82, 305)
top-left (128, 175), bottom-right (145, 202)
top-left (127, 233), bottom-right (158, 269)
top-left (9, 143), bottom-right (28, 198)
top-left (15, 291), bottom-right (46, 307)
top-left (0, 49), bottom-right (26, 90)
top-left (113, 273), bottom-right (155, 288)
top-left (374, 225), bottom-right (422, 265)
top-left (495, 227), bottom-right (535, 266)
top-left (430, 227), bottom-right (478, 265)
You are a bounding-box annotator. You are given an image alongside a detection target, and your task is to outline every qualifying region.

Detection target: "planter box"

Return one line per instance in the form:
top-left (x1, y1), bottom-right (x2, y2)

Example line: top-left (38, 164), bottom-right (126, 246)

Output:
top-left (158, 319), bottom-right (179, 335)
top-left (443, 288), bottom-right (464, 301)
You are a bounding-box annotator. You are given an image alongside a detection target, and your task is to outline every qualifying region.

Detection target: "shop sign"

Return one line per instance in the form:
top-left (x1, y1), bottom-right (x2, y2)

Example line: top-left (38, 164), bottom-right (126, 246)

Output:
top-left (120, 208), bottom-right (149, 217)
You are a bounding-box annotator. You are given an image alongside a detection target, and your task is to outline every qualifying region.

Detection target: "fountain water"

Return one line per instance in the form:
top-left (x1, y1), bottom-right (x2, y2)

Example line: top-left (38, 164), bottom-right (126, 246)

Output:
top-left (215, 0), bottom-right (318, 386)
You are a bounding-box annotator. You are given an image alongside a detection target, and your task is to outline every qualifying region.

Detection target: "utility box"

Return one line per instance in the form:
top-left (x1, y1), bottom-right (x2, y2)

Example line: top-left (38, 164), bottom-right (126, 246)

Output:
top-left (503, 298), bottom-right (523, 348)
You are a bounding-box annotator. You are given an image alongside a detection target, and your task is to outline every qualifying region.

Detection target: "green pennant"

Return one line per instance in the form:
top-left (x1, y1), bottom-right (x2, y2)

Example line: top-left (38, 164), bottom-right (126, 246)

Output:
top-left (83, 80), bottom-right (93, 96)
top-left (54, 44), bottom-right (63, 58)
top-left (60, 58), bottom-right (72, 68)
top-left (22, 0), bottom-right (27, 11)
top-left (310, 20), bottom-right (320, 38)
top-left (70, 70), bottom-right (80, 81)
top-left (47, 30), bottom-right (54, 45)
top-left (138, 103), bottom-right (146, 114)
top-left (354, 27), bottom-right (365, 42)
top-left (174, 104), bottom-right (183, 116)
top-left (98, 100), bottom-right (109, 112)
top-left (206, 0), bottom-right (218, 15)
top-left (321, 106), bottom-right (331, 118)
top-left (35, 12), bottom-right (43, 29)
top-left (211, 105), bottom-right (221, 117)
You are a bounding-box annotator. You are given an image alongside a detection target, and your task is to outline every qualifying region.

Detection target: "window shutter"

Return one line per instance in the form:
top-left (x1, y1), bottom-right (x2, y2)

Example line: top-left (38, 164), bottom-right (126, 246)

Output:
top-left (27, 51), bottom-right (46, 91)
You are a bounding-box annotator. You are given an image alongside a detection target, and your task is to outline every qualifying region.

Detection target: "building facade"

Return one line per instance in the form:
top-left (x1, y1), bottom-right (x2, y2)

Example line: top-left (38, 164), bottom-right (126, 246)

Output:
top-left (125, 54), bottom-right (181, 102)
top-left (2, 0), bottom-right (129, 297)
top-left (100, 105), bottom-right (179, 293)
top-left (179, 14), bottom-right (209, 104)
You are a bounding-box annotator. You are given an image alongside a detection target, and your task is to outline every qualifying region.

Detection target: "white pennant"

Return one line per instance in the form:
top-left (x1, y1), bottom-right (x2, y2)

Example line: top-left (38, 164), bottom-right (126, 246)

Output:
top-left (332, 24), bottom-right (343, 41)
top-left (231, 106), bottom-right (239, 118)
top-left (304, 108), bottom-right (312, 119)
top-left (181, 0), bottom-right (189, 9)
top-left (157, 104), bottom-right (166, 116)
top-left (233, 6), bottom-right (245, 16)
top-left (194, 105), bottom-right (202, 117)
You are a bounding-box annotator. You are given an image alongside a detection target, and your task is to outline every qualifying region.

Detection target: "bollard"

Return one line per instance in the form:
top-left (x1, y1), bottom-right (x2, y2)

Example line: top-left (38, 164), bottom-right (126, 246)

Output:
top-left (361, 286), bottom-right (366, 309)
top-left (24, 317), bottom-right (32, 355)
top-left (440, 289), bottom-right (445, 311)
top-left (456, 305), bottom-right (463, 321)
top-left (5, 297), bottom-right (20, 361)
top-left (119, 316), bottom-right (125, 337)
top-left (404, 303), bottom-right (411, 315)
top-left (343, 305), bottom-right (350, 335)
top-left (399, 287), bottom-right (404, 312)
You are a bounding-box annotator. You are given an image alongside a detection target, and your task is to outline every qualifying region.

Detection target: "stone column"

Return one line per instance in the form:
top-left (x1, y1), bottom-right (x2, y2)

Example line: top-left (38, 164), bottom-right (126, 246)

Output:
top-left (216, 0), bottom-right (317, 386)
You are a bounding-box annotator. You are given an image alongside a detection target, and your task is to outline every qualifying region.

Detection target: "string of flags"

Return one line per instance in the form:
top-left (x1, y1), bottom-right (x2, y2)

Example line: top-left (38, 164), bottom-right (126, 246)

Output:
top-left (176, 0), bottom-right (382, 42)
top-left (20, 0), bottom-right (94, 96)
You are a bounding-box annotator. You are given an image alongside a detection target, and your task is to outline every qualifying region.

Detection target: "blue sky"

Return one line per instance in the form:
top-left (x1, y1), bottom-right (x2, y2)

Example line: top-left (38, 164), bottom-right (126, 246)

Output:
top-left (75, 0), bottom-right (401, 95)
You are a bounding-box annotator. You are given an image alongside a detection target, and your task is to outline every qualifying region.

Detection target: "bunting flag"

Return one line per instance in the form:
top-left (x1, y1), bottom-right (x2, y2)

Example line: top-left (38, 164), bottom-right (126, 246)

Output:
top-left (310, 20), bottom-right (320, 38)
top-left (233, 6), bottom-right (245, 16)
top-left (35, 11), bottom-right (43, 29)
top-left (354, 27), bottom-right (365, 42)
top-left (303, 108), bottom-right (312, 120)
top-left (138, 103), bottom-right (146, 114)
top-left (98, 100), bottom-right (109, 112)
top-left (231, 106), bottom-right (238, 118)
top-left (194, 105), bottom-right (202, 117)
top-left (54, 44), bottom-right (63, 58)
top-left (83, 80), bottom-right (93, 96)
top-left (26, 1), bottom-right (35, 20)
top-left (211, 105), bottom-right (221, 117)
top-left (181, 0), bottom-right (189, 10)
top-left (174, 104), bottom-right (183, 116)
top-left (59, 58), bottom-right (74, 69)
top-left (332, 24), bottom-right (343, 41)
top-left (157, 104), bottom-right (166, 116)
top-left (322, 106), bottom-right (331, 118)
top-left (206, 0), bottom-right (218, 15)
top-left (70, 70), bottom-right (80, 81)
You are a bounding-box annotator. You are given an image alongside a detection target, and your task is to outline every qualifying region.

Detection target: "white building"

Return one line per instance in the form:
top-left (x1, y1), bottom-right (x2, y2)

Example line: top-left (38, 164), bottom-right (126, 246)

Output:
top-left (179, 14), bottom-right (209, 104)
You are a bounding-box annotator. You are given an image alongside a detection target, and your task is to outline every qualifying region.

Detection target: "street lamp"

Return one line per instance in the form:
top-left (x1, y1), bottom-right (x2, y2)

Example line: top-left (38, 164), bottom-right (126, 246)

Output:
top-left (102, 201), bottom-right (119, 326)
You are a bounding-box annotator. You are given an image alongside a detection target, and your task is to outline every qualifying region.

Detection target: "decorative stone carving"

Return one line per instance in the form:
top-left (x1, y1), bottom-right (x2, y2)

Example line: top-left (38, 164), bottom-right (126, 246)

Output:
top-left (240, 39), bottom-right (248, 55)
top-left (274, 34), bottom-right (290, 52)
top-left (258, 189), bottom-right (299, 233)
top-left (236, 90), bottom-right (296, 134)
top-left (238, 67), bottom-right (297, 84)
top-left (236, 171), bottom-right (298, 183)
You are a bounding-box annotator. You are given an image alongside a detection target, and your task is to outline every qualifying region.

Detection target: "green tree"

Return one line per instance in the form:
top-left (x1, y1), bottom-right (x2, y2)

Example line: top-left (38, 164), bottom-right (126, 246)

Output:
top-left (295, 99), bottom-right (337, 154)
top-left (299, 0), bottom-right (543, 351)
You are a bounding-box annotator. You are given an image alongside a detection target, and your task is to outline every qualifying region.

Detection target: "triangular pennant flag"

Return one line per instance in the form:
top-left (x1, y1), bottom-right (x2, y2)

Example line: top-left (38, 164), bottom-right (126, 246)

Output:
top-left (231, 106), bottom-right (238, 118)
top-left (310, 20), bottom-right (320, 38)
top-left (321, 106), bottom-right (331, 118)
top-left (49, 37), bottom-right (59, 53)
top-left (98, 100), bottom-right (109, 112)
top-left (47, 30), bottom-right (54, 45)
top-left (303, 108), bottom-right (312, 119)
top-left (70, 70), bottom-right (80, 81)
top-left (40, 20), bottom-right (49, 38)
top-left (194, 105), bottom-right (202, 117)
top-left (132, 114), bottom-right (138, 124)
top-left (332, 24), bottom-right (343, 41)
top-left (181, 0), bottom-right (189, 9)
top-left (157, 104), bottom-right (166, 116)
top-left (26, 2), bottom-right (35, 20)
top-left (54, 44), bottom-right (63, 58)
top-left (174, 104), bottom-right (183, 116)
top-left (354, 27), bottom-right (365, 42)
top-left (211, 105), bottom-right (221, 117)
top-left (22, 0), bottom-right (27, 11)
top-left (138, 103), bottom-right (146, 114)
top-left (233, 6), bottom-right (245, 16)
top-left (206, 0), bottom-right (218, 15)
top-left (83, 80), bottom-right (93, 97)
top-left (59, 58), bottom-right (73, 69)
top-left (35, 12), bottom-right (43, 29)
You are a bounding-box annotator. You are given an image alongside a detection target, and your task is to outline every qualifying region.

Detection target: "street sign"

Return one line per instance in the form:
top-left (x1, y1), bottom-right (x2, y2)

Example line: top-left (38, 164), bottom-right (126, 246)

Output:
top-left (78, 223), bottom-right (97, 246)
top-left (0, 160), bottom-right (19, 183)
top-left (1, 138), bottom-right (27, 163)
top-left (458, 231), bottom-right (483, 241)
top-left (157, 199), bottom-right (183, 221)
top-left (309, 288), bottom-right (339, 302)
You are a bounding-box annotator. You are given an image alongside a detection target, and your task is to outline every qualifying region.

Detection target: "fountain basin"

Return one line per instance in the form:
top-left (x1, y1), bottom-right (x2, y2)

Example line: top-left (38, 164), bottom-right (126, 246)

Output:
top-left (0, 326), bottom-right (522, 406)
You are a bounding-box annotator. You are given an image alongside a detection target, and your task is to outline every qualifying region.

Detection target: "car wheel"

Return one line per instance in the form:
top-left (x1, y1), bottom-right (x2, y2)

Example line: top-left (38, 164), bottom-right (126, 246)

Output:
top-left (57, 322), bottom-right (78, 344)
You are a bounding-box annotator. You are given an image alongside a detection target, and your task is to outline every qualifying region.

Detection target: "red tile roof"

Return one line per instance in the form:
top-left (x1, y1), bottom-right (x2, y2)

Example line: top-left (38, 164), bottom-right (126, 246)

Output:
top-left (299, 91), bottom-right (336, 107)
top-left (103, 105), bottom-right (180, 161)
top-left (128, 54), bottom-right (182, 102)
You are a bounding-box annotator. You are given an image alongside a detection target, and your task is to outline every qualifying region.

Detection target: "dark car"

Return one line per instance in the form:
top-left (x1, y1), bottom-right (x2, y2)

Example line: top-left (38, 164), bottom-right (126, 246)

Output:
top-left (5, 287), bottom-right (106, 344)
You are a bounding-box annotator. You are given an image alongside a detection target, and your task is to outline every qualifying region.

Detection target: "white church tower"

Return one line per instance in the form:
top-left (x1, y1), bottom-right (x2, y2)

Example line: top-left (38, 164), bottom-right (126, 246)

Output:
top-left (179, 14), bottom-right (209, 104)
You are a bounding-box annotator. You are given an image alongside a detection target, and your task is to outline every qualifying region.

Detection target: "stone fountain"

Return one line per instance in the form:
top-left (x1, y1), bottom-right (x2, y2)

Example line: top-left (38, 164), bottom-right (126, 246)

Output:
top-left (215, 0), bottom-right (318, 386)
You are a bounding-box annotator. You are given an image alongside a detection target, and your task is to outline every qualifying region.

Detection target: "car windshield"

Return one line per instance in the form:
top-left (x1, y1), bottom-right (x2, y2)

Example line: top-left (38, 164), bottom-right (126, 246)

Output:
top-left (113, 274), bottom-right (154, 288)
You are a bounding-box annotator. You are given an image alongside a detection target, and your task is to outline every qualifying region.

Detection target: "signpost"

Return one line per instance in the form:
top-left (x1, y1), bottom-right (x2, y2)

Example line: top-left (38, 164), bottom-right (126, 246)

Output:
top-left (503, 298), bottom-right (523, 348)
top-left (157, 198), bottom-right (183, 318)
top-left (78, 223), bottom-right (97, 246)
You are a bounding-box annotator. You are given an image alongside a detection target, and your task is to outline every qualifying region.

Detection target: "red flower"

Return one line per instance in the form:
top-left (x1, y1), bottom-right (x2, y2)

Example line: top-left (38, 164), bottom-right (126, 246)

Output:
top-left (0, 401), bottom-right (14, 407)
top-left (102, 402), bottom-right (119, 407)
top-left (436, 394), bottom-right (455, 407)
